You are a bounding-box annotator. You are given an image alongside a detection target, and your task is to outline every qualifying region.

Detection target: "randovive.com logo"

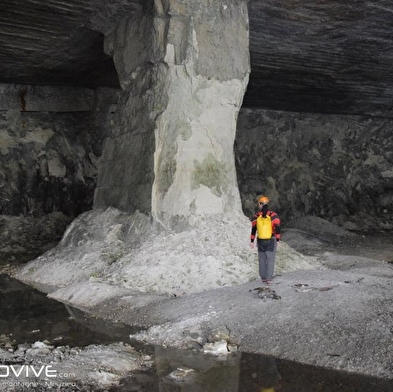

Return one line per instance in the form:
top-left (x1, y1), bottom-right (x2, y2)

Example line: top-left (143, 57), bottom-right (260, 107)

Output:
top-left (0, 365), bottom-right (57, 378)
top-left (0, 365), bottom-right (77, 388)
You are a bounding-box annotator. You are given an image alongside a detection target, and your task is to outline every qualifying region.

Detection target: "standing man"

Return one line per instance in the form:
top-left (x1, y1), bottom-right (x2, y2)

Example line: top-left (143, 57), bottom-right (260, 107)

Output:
top-left (250, 196), bottom-right (281, 285)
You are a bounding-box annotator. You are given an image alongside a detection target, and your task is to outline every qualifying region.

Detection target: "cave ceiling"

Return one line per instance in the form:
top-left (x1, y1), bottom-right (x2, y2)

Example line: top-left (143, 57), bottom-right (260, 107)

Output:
top-left (0, 0), bottom-right (393, 116)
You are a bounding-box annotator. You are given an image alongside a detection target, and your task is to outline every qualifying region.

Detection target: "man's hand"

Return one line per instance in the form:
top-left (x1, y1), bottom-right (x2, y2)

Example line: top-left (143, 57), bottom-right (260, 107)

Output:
top-left (250, 242), bottom-right (255, 249)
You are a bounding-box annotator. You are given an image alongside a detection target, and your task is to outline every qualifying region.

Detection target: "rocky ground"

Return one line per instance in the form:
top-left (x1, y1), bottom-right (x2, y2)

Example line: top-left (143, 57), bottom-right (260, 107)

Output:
top-left (0, 339), bottom-right (154, 391)
top-left (1, 212), bottom-right (393, 390)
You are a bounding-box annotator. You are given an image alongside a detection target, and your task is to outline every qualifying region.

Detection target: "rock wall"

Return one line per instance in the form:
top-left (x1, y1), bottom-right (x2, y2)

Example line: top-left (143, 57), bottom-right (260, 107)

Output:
top-left (2, 86), bottom-right (392, 235)
top-left (235, 109), bottom-right (393, 230)
top-left (0, 85), bottom-right (119, 217)
top-left (3, 1), bottom-right (392, 237)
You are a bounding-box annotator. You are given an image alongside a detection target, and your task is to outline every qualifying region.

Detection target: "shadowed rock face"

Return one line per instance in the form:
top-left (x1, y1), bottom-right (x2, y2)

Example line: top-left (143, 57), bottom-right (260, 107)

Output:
top-left (235, 108), bottom-right (393, 230)
top-left (244, 0), bottom-right (393, 116)
top-left (1, 0), bottom-right (393, 115)
top-left (0, 0), bottom-right (145, 88)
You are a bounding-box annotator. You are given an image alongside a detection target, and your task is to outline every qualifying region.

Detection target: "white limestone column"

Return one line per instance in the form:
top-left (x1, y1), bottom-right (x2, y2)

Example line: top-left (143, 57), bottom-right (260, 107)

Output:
top-left (99, 0), bottom-right (250, 230)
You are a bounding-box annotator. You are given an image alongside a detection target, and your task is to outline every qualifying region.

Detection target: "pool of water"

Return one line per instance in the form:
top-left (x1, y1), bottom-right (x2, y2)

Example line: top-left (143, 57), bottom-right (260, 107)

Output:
top-left (112, 347), bottom-right (393, 392)
top-left (0, 274), bottom-right (136, 347)
top-left (1, 274), bottom-right (392, 391)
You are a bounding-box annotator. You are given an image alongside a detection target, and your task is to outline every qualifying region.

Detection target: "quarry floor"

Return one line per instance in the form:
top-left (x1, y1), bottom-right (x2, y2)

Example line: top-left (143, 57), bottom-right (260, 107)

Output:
top-left (1, 214), bottom-right (393, 385)
top-left (90, 241), bottom-right (393, 381)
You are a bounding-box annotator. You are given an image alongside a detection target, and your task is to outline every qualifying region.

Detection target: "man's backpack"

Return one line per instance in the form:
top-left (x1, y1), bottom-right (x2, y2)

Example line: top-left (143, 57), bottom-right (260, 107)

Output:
top-left (256, 214), bottom-right (273, 239)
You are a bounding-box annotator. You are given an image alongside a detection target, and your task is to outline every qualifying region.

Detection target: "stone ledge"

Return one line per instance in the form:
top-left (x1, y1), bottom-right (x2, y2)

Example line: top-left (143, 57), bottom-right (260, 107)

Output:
top-left (0, 84), bottom-right (94, 112)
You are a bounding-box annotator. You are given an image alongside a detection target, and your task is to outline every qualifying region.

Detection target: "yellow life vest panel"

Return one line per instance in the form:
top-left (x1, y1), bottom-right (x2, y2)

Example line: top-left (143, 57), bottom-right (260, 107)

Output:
top-left (256, 214), bottom-right (272, 239)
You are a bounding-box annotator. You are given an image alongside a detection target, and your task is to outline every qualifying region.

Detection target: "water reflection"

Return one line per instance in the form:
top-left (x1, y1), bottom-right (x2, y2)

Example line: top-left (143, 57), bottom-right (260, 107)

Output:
top-left (113, 347), bottom-right (393, 392)
top-left (0, 274), bottom-right (135, 347)
top-left (155, 345), bottom-right (240, 392)
top-left (240, 355), bottom-right (280, 392)
top-left (240, 353), bottom-right (393, 392)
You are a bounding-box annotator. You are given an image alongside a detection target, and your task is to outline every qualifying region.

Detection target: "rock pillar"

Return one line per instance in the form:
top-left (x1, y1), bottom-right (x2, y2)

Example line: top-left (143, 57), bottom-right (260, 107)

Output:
top-left (95, 0), bottom-right (250, 229)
